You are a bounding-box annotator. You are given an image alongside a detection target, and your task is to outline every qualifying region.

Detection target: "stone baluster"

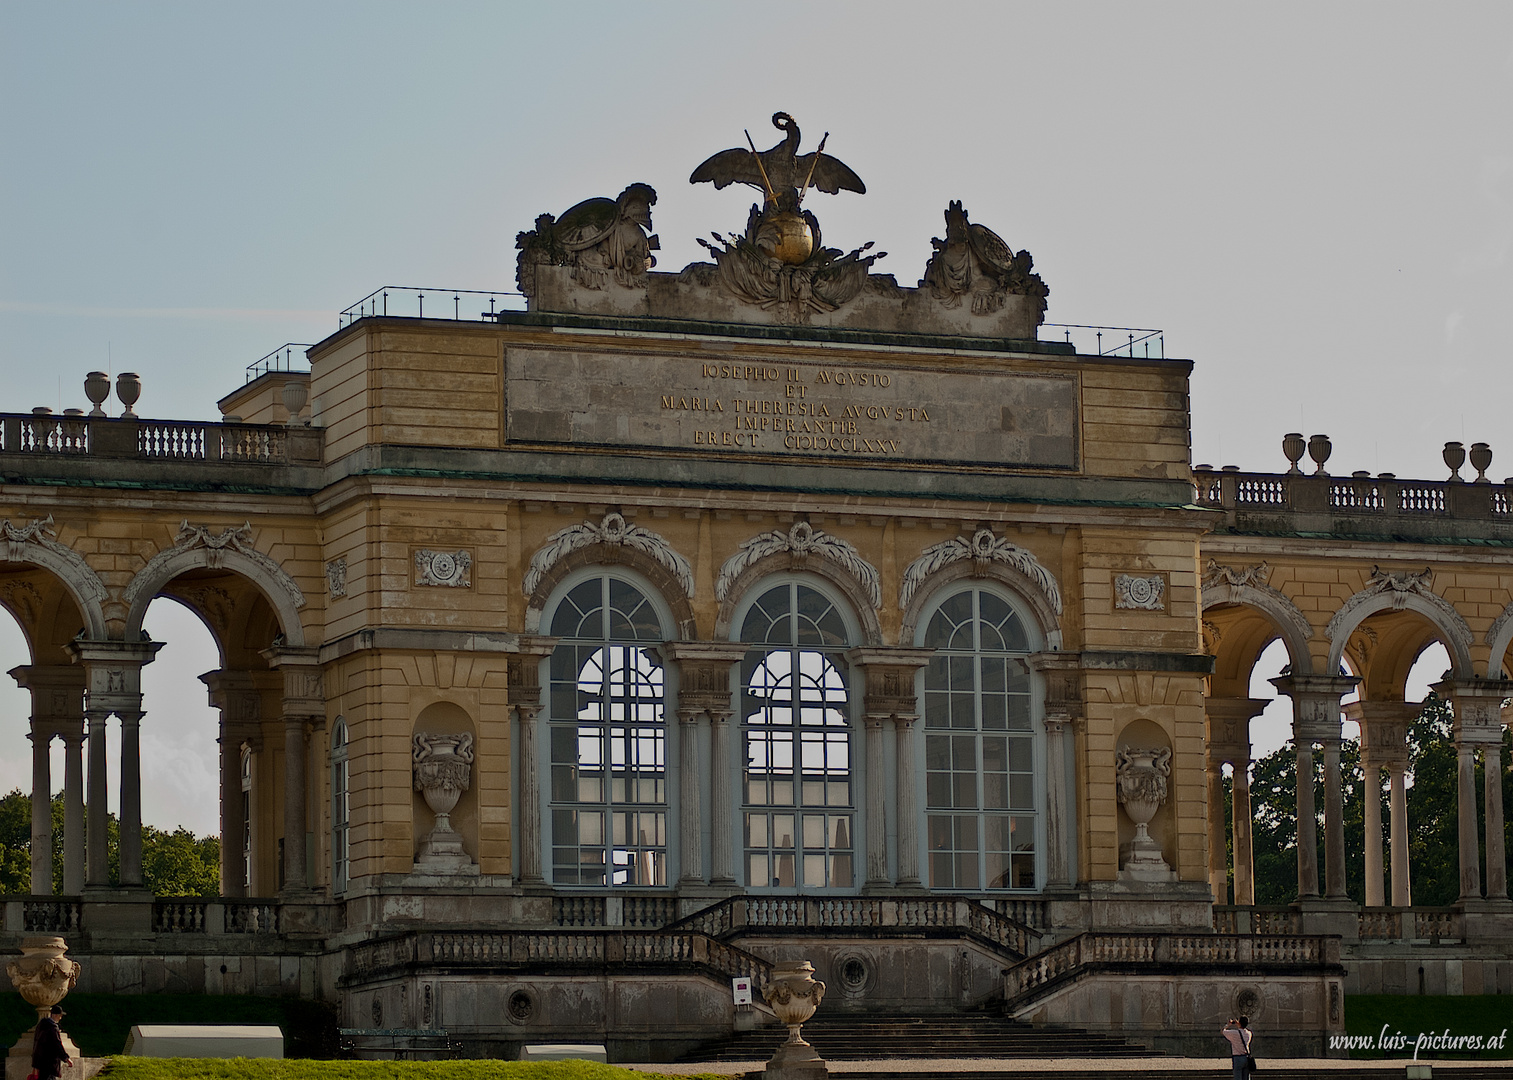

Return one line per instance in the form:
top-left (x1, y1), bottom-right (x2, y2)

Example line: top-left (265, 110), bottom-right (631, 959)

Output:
top-left (1435, 678), bottom-right (1513, 904)
top-left (847, 647), bottom-right (931, 891)
top-left (1271, 675), bottom-right (1357, 903)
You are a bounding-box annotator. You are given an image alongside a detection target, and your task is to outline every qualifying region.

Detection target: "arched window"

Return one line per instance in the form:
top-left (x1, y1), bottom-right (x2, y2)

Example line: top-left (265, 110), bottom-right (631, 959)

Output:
top-left (330, 718), bottom-right (349, 895)
top-left (547, 575), bottom-right (669, 886)
top-left (920, 586), bottom-right (1038, 891)
top-left (739, 581), bottom-right (854, 890)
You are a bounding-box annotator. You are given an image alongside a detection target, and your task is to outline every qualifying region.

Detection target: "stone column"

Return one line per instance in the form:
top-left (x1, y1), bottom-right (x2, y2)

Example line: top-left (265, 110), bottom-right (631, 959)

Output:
top-left (677, 708), bottom-right (703, 885)
top-left (117, 709), bottom-right (145, 886)
top-left (84, 708), bottom-right (109, 888)
top-left (10, 665), bottom-right (88, 895)
top-left (1204, 697), bottom-right (1267, 905)
top-left (1205, 756), bottom-right (1227, 903)
top-left (663, 642), bottom-right (748, 889)
top-left (1347, 700), bottom-right (1415, 909)
top-left (28, 726), bottom-right (52, 894)
top-left (847, 647), bottom-right (932, 891)
top-left (1031, 652), bottom-right (1085, 891)
top-left (1435, 678), bottom-right (1513, 904)
top-left (66, 638), bottom-right (162, 891)
top-left (202, 671), bottom-right (265, 898)
top-left (1231, 764), bottom-right (1255, 905)
top-left (895, 716), bottom-right (921, 887)
top-left (1271, 674), bottom-right (1358, 902)
top-left (1388, 762), bottom-right (1411, 906)
top-left (61, 725), bottom-right (85, 894)
top-left (261, 646), bottom-right (324, 896)
top-left (1361, 762), bottom-right (1383, 907)
top-left (1486, 743), bottom-right (1507, 900)
top-left (1322, 737), bottom-right (1347, 899)
top-left (507, 637), bottom-right (558, 888)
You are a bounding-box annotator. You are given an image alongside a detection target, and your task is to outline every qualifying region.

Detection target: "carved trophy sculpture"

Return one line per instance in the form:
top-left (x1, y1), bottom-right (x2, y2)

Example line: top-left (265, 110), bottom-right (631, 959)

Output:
top-left (516, 183), bottom-right (660, 300)
top-left (412, 732), bottom-right (477, 874)
top-left (7, 937), bottom-right (81, 1074)
top-left (1116, 744), bottom-right (1175, 881)
top-left (690, 112), bottom-right (882, 320)
top-left (761, 958), bottom-right (828, 1080)
top-left (921, 200), bottom-right (1048, 320)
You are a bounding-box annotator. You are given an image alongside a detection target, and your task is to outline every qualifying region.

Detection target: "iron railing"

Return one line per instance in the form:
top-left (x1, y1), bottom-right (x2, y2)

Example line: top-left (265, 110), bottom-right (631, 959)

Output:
top-left (339, 286), bottom-right (526, 328)
top-left (1041, 323), bottom-right (1164, 359)
top-left (245, 343), bottom-right (313, 384)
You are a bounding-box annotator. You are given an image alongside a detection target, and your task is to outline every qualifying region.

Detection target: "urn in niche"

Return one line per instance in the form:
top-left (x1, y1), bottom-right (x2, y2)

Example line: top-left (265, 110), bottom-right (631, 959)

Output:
top-left (412, 732), bottom-right (478, 874)
top-left (1116, 745), bottom-right (1175, 881)
top-left (762, 959), bottom-right (828, 1080)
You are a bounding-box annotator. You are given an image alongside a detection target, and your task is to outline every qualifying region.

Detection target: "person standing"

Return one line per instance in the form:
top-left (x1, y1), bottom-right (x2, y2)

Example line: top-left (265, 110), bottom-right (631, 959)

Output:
top-left (1222, 1015), bottom-right (1253, 1080)
top-left (32, 1004), bottom-right (74, 1080)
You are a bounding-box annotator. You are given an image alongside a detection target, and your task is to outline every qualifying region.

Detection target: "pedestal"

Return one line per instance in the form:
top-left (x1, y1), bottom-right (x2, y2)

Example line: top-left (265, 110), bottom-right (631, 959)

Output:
top-left (6, 1029), bottom-right (84, 1080)
top-left (764, 1039), bottom-right (828, 1080)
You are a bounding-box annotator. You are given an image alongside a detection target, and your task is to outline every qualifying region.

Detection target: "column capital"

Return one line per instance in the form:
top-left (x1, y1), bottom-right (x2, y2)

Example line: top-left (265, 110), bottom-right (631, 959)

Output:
top-left (1204, 697), bottom-right (1268, 764)
top-left (1345, 700), bottom-right (1419, 767)
top-left (65, 638), bottom-right (164, 713)
top-left (846, 647), bottom-right (931, 722)
top-left (664, 641), bottom-right (746, 717)
top-left (1028, 651), bottom-right (1083, 723)
top-left (505, 635), bottom-right (559, 709)
top-left (1270, 673), bottom-right (1358, 743)
top-left (260, 645), bottom-right (324, 717)
top-left (1434, 678), bottom-right (1513, 747)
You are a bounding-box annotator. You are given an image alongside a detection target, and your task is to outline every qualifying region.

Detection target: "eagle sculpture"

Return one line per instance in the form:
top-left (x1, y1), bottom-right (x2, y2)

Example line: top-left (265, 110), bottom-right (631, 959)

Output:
top-left (690, 112), bottom-right (865, 209)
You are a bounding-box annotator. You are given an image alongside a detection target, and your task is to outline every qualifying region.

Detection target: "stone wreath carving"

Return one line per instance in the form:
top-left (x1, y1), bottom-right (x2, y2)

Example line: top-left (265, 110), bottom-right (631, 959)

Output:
top-left (516, 183), bottom-right (659, 296)
top-left (124, 520), bottom-right (305, 608)
top-left (0, 516), bottom-right (108, 602)
top-left (899, 528), bottom-right (1062, 614)
top-left (523, 513), bottom-right (693, 600)
top-left (1114, 574), bottom-right (1166, 611)
top-left (920, 201), bottom-right (1048, 319)
top-left (717, 521), bottom-right (880, 609)
top-left (415, 549), bottom-right (471, 588)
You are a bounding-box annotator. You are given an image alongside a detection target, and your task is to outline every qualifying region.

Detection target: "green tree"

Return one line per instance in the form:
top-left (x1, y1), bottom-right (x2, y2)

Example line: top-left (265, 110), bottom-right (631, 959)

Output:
top-left (0, 789), bottom-right (218, 896)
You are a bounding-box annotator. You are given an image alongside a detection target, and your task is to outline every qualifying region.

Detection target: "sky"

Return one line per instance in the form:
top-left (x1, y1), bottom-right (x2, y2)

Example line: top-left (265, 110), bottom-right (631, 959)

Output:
top-left (1, 3), bottom-right (1510, 833)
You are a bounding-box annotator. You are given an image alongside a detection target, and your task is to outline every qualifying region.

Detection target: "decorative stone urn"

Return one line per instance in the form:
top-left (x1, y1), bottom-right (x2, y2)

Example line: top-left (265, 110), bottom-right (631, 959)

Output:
top-left (1116, 745), bottom-right (1175, 881)
top-left (412, 732), bottom-right (477, 874)
top-left (7, 937), bottom-right (82, 1080)
top-left (281, 380), bottom-right (308, 424)
top-left (115, 372), bottom-right (141, 418)
top-left (83, 372), bottom-right (111, 416)
top-left (761, 959), bottom-right (828, 1080)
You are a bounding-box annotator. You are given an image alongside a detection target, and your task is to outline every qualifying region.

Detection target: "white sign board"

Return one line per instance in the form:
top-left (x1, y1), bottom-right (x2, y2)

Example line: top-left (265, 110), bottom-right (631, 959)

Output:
top-left (732, 976), bottom-right (753, 1006)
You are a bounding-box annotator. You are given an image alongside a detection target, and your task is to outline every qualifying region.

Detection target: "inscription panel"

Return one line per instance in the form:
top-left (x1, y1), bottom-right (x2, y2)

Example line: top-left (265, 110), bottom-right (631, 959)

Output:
top-left (506, 348), bottom-right (1078, 470)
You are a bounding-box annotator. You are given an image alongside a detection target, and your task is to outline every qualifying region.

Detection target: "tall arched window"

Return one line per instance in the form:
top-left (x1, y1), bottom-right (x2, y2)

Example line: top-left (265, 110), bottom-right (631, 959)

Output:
top-left (330, 717), bottom-right (349, 895)
top-left (547, 575), bottom-right (669, 886)
top-left (920, 586), bottom-right (1038, 891)
top-left (739, 581), bottom-right (854, 890)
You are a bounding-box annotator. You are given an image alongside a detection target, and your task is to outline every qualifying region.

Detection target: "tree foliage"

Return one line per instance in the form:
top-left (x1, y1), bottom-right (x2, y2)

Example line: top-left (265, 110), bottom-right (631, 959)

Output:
top-left (1235, 693), bottom-right (1513, 906)
top-left (0, 789), bottom-right (218, 897)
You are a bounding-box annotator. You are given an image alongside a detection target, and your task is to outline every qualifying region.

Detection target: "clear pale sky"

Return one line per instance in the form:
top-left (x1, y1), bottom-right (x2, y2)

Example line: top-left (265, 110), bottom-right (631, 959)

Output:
top-left (1, 3), bottom-right (1508, 834)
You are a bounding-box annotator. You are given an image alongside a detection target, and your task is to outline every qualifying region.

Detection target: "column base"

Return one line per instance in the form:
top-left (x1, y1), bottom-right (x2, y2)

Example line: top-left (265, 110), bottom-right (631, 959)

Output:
top-left (764, 1039), bottom-right (828, 1080)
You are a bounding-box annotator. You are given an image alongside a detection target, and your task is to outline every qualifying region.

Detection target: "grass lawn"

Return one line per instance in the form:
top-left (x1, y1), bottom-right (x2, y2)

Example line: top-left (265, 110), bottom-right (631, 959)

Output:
top-left (96, 1061), bottom-right (725, 1079)
top-left (1344, 995), bottom-right (1513, 1059)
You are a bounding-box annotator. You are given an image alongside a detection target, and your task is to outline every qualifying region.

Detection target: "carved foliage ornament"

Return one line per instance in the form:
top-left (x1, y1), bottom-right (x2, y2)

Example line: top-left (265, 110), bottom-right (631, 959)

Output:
top-left (920, 200), bottom-right (1048, 319)
top-left (415, 549), bottom-right (471, 588)
top-left (516, 183), bottom-right (659, 296)
top-left (718, 521), bottom-right (880, 610)
top-left (412, 732), bottom-right (475, 796)
top-left (899, 528), bottom-right (1062, 615)
top-left (1202, 560), bottom-right (1270, 590)
top-left (124, 520), bottom-right (305, 609)
top-left (326, 559), bottom-right (348, 598)
top-left (1114, 574), bottom-right (1166, 611)
top-left (1325, 564), bottom-right (1473, 653)
top-left (523, 513), bottom-right (693, 600)
top-left (0, 515), bottom-right (108, 602)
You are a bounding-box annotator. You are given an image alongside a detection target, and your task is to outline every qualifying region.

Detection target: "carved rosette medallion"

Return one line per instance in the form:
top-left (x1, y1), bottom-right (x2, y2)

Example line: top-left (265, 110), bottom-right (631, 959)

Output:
top-left (414, 549), bottom-right (471, 588)
top-left (1114, 574), bottom-right (1166, 611)
top-left (412, 732), bottom-right (476, 873)
top-left (1116, 745), bottom-right (1173, 879)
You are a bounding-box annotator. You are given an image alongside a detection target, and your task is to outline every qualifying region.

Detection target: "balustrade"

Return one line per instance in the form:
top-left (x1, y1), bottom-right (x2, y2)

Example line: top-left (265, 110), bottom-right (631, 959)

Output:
top-left (22, 899), bottom-right (82, 933)
top-left (2, 414), bottom-right (294, 464)
top-left (152, 900), bottom-right (209, 933)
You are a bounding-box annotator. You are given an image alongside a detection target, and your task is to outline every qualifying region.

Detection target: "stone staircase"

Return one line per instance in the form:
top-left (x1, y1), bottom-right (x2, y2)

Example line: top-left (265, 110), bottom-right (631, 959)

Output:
top-left (679, 1013), bottom-right (1160, 1062)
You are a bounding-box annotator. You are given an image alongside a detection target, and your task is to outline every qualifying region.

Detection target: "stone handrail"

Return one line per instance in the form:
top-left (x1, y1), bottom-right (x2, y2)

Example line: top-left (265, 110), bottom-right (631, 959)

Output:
top-left (152, 899), bottom-right (209, 933)
top-left (21, 899), bottom-right (83, 934)
top-left (550, 894), bottom-right (678, 928)
top-left (224, 899), bottom-right (282, 933)
top-left (1004, 931), bottom-right (1337, 1006)
top-left (1193, 468), bottom-right (1512, 534)
top-left (668, 895), bottom-right (1034, 960)
top-left (1, 414), bottom-right (315, 466)
top-left (1213, 904), bottom-right (1465, 942)
top-left (348, 929), bottom-right (773, 984)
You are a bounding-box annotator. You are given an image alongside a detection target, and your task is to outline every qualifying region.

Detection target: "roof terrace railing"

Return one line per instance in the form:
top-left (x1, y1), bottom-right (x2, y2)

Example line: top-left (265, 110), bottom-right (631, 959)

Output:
top-left (1, 412), bottom-right (312, 466)
top-left (338, 286), bottom-right (527, 329)
top-left (245, 343), bottom-right (314, 383)
top-left (1041, 323), bottom-right (1164, 359)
